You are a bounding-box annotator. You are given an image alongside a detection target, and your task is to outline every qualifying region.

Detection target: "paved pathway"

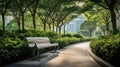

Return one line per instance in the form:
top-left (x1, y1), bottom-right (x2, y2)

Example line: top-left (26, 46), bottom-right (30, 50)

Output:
top-left (41, 42), bottom-right (101, 67)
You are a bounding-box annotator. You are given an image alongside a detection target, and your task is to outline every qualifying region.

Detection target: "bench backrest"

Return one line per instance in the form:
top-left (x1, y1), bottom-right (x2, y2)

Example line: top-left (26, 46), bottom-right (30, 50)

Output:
top-left (26, 37), bottom-right (50, 44)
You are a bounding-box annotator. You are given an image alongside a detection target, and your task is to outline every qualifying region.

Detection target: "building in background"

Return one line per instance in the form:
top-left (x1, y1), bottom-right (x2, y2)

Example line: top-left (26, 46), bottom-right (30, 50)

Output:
top-left (61, 15), bottom-right (84, 33)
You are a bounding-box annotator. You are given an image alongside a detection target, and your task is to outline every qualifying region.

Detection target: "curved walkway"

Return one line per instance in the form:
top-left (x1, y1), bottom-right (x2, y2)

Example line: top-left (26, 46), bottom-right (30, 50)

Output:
top-left (42, 42), bottom-right (101, 67)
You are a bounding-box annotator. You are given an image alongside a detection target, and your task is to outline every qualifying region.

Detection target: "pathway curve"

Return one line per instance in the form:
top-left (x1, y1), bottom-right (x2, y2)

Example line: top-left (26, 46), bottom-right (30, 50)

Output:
top-left (42, 42), bottom-right (101, 67)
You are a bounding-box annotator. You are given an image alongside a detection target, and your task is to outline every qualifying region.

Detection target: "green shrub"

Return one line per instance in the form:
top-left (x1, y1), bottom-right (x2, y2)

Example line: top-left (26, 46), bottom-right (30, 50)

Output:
top-left (61, 34), bottom-right (73, 37)
top-left (23, 30), bottom-right (58, 38)
top-left (73, 34), bottom-right (84, 38)
top-left (0, 34), bottom-right (30, 65)
top-left (90, 34), bottom-right (120, 66)
top-left (54, 37), bottom-right (80, 48)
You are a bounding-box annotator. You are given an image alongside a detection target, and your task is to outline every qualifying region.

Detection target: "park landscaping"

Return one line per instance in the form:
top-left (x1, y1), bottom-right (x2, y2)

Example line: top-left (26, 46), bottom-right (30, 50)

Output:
top-left (90, 34), bottom-right (120, 67)
top-left (0, 30), bottom-right (93, 65)
top-left (0, 0), bottom-right (120, 67)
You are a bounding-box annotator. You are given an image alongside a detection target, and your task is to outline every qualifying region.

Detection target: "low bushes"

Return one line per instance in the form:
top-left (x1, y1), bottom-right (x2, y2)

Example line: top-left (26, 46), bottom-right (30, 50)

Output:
top-left (90, 34), bottom-right (120, 66)
top-left (56, 37), bottom-right (80, 48)
top-left (0, 30), bottom-right (59, 65)
top-left (0, 33), bottom-right (30, 65)
top-left (61, 34), bottom-right (73, 37)
top-left (51, 37), bottom-right (93, 48)
top-left (16, 29), bottom-right (59, 38)
top-left (61, 33), bottom-right (84, 38)
top-left (73, 34), bottom-right (84, 38)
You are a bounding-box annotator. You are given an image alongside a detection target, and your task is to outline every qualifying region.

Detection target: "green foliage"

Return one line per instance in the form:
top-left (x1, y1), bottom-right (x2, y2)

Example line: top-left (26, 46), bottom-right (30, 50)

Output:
top-left (51, 37), bottom-right (94, 48)
top-left (90, 34), bottom-right (120, 66)
top-left (0, 33), bottom-right (29, 65)
top-left (23, 29), bottom-right (59, 38)
top-left (56, 37), bottom-right (80, 48)
top-left (61, 33), bottom-right (84, 38)
top-left (61, 34), bottom-right (73, 37)
top-left (79, 30), bottom-right (90, 37)
top-left (73, 34), bottom-right (84, 38)
top-left (6, 20), bottom-right (18, 31)
top-left (0, 30), bottom-right (58, 65)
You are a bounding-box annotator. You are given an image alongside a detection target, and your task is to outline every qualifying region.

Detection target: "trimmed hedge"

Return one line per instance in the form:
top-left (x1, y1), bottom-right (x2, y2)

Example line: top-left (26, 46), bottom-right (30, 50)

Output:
top-left (90, 34), bottom-right (120, 67)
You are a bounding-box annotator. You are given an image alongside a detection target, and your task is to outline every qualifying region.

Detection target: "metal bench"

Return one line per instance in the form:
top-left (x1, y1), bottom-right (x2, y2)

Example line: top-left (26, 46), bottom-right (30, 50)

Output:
top-left (26, 37), bottom-right (59, 56)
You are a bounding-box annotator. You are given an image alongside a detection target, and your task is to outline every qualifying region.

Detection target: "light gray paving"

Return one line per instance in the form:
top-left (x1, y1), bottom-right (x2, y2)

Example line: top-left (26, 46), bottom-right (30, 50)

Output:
top-left (42, 42), bottom-right (101, 67)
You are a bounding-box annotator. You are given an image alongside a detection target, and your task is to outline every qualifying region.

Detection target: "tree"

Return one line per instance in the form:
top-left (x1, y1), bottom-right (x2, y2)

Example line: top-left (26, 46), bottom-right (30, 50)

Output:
top-left (90, 0), bottom-right (120, 34)
top-left (13, 0), bottom-right (35, 32)
top-left (37, 0), bottom-right (77, 33)
top-left (37, 0), bottom-right (51, 31)
top-left (28, 0), bottom-right (39, 29)
top-left (0, 0), bottom-right (11, 31)
top-left (80, 21), bottom-right (96, 37)
top-left (98, 9), bottom-right (111, 34)
top-left (9, 0), bottom-right (21, 31)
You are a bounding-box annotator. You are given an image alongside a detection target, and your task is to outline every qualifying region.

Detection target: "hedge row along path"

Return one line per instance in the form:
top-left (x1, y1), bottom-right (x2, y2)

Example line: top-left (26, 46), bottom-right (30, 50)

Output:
top-left (42, 42), bottom-right (101, 67)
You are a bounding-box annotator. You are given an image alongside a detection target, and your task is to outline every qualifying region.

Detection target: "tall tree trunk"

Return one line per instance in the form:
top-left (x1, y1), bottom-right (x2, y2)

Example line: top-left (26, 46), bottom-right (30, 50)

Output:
top-left (48, 24), bottom-right (51, 32)
top-left (43, 23), bottom-right (46, 31)
top-left (110, 7), bottom-right (117, 34)
top-left (17, 12), bottom-right (21, 31)
top-left (1, 13), bottom-right (5, 32)
top-left (32, 14), bottom-right (36, 29)
top-left (64, 25), bottom-right (66, 35)
top-left (21, 12), bottom-right (25, 32)
top-left (89, 28), bottom-right (92, 37)
top-left (52, 22), bottom-right (55, 32)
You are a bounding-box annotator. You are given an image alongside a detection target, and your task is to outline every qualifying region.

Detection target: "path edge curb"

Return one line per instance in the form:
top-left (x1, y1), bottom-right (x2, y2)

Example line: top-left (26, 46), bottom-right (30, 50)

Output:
top-left (88, 49), bottom-right (114, 67)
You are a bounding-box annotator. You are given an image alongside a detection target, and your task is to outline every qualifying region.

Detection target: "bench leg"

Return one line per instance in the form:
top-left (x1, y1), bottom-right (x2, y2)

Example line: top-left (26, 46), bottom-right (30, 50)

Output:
top-left (33, 44), bottom-right (39, 56)
top-left (51, 46), bottom-right (59, 53)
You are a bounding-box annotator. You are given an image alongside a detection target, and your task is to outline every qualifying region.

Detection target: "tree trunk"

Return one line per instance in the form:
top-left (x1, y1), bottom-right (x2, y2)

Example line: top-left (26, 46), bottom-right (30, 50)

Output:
top-left (64, 25), bottom-right (66, 35)
top-left (43, 23), bottom-right (46, 31)
top-left (52, 22), bottom-right (55, 32)
top-left (21, 12), bottom-right (25, 32)
top-left (32, 14), bottom-right (36, 29)
top-left (110, 7), bottom-right (117, 34)
top-left (18, 12), bottom-right (21, 31)
top-left (89, 29), bottom-right (92, 37)
top-left (17, 20), bottom-right (21, 31)
top-left (1, 13), bottom-right (5, 32)
top-left (48, 24), bottom-right (51, 32)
